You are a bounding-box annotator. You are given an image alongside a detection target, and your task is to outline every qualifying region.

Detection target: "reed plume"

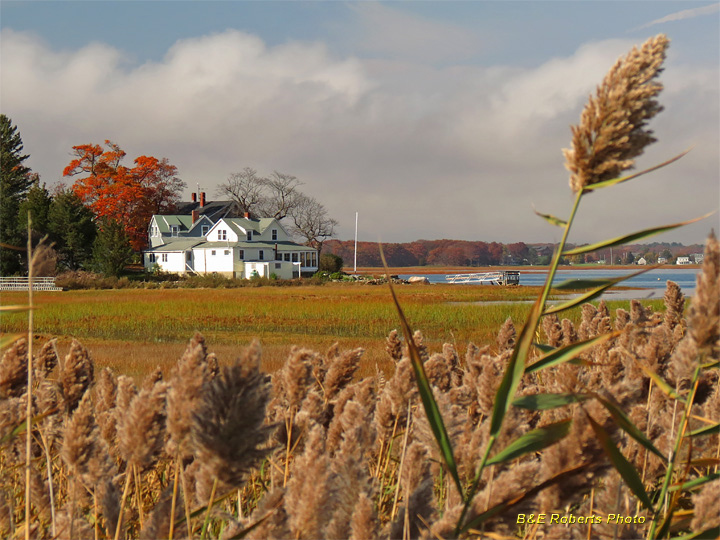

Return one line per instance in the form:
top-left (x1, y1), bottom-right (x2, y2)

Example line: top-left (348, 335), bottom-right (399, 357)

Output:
top-left (0, 338), bottom-right (27, 398)
top-left (117, 379), bottom-right (168, 471)
top-left (166, 333), bottom-right (213, 459)
top-left (191, 341), bottom-right (272, 491)
top-left (563, 34), bottom-right (668, 192)
top-left (59, 340), bottom-right (94, 413)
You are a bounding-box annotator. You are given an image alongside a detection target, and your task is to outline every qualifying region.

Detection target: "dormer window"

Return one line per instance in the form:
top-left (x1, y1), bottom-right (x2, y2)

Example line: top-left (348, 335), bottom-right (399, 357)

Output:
top-left (246, 231), bottom-right (252, 241)
top-left (171, 225), bottom-right (178, 237)
top-left (201, 225), bottom-right (209, 236)
top-left (272, 229), bottom-right (278, 240)
top-left (219, 230), bottom-right (227, 240)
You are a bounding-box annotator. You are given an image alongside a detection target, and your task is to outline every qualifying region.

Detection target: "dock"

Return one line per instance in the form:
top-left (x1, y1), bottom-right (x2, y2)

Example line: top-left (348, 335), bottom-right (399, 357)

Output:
top-left (445, 271), bottom-right (520, 285)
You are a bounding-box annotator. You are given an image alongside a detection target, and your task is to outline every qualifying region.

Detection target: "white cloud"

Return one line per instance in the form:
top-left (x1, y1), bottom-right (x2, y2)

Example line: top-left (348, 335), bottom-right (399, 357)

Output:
top-left (633, 3), bottom-right (720, 31)
top-left (1, 28), bottom-right (717, 245)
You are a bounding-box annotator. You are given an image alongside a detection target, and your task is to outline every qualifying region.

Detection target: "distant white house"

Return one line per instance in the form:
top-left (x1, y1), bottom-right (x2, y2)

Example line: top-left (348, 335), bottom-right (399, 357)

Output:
top-left (657, 257), bottom-right (668, 265)
top-left (636, 257), bottom-right (647, 265)
top-left (676, 256), bottom-right (691, 265)
top-left (692, 253), bottom-right (704, 264)
top-left (143, 215), bottom-right (318, 279)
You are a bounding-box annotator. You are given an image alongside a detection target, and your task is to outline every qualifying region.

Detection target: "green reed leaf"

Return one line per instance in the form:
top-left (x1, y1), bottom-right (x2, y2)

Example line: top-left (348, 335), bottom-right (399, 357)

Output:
top-left (594, 394), bottom-right (666, 462)
top-left (545, 267), bottom-right (658, 315)
top-left (512, 393), bottom-right (589, 410)
top-left (0, 334), bottom-right (24, 350)
top-left (552, 265), bottom-right (658, 291)
top-left (525, 333), bottom-right (618, 374)
top-left (0, 305), bottom-right (30, 313)
top-left (533, 343), bottom-right (555, 354)
top-left (639, 364), bottom-right (685, 402)
top-left (582, 149), bottom-right (690, 192)
top-left (688, 423), bottom-right (720, 438)
top-left (0, 408), bottom-right (59, 445)
top-left (487, 419), bottom-right (571, 466)
top-left (380, 244), bottom-right (463, 497)
top-left (669, 472), bottom-right (720, 493)
top-left (670, 525), bottom-right (720, 540)
top-left (459, 463), bottom-right (589, 534)
top-left (225, 511), bottom-right (273, 540)
top-left (562, 212), bottom-right (713, 256)
top-left (489, 298), bottom-right (543, 437)
top-left (533, 207), bottom-right (567, 227)
top-left (586, 413), bottom-right (654, 511)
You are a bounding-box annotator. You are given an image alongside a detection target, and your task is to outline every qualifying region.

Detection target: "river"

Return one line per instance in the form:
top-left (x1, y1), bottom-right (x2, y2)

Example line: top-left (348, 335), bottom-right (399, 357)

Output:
top-left (398, 268), bottom-right (700, 300)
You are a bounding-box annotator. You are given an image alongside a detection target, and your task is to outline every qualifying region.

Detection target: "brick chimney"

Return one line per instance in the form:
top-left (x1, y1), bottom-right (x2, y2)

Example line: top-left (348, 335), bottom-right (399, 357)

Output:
top-left (191, 192), bottom-right (197, 203)
top-left (191, 210), bottom-right (199, 224)
top-left (200, 192), bottom-right (206, 208)
top-left (244, 212), bottom-right (250, 219)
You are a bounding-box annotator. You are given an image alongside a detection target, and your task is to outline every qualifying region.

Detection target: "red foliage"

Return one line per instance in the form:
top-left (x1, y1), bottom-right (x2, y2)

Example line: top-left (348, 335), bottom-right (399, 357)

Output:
top-left (64, 141), bottom-right (185, 251)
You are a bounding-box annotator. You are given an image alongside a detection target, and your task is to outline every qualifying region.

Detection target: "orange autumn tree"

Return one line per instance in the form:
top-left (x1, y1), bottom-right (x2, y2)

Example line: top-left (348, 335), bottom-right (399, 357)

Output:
top-left (63, 141), bottom-right (186, 251)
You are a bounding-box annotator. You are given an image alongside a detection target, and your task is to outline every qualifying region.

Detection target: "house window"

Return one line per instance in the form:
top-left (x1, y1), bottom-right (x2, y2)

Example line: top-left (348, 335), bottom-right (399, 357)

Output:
top-left (239, 250), bottom-right (244, 260)
top-left (148, 254), bottom-right (156, 263)
top-left (201, 225), bottom-right (209, 236)
top-left (219, 230), bottom-right (227, 240)
top-left (275, 263), bottom-right (281, 269)
top-left (161, 254), bottom-right (168, 262)
top-left (171, 225), bottom-right (178, 237)
top-left (224, 250), bottom-right (230, 255)
top-left (284, 253), bottom-right (290, 261)
top-left (211, 250), bottom-right (216, 256)
top-left (186, 251), bottom-right (192, 262)
top-left (272, 229), bottom-right (278, 240)
top-left (292, 253), bottom-right (298, 262)
top-left (259, 250), bottom-right (264, 260)
top-left (246, 231), bottom-right (252, 241)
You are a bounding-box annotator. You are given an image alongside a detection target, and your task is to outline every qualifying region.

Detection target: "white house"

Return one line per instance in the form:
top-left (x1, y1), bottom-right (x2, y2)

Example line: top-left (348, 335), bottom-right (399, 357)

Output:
top-left (676, 256), bottom-right (691, 265)
top-left (147, 213), bottom-right (214, 248)
top-left (143, 215), bottom-right (318, 279)
top-left (636, 257), bottom-right (647, 265)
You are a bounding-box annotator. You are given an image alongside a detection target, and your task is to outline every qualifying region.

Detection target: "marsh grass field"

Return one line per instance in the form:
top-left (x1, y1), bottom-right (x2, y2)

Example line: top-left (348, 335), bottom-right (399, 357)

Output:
top-left (0, 283), bottom-right (664, 380)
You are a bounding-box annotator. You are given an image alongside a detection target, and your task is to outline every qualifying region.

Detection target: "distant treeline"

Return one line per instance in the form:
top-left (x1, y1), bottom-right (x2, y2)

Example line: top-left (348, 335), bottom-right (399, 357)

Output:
top-left (324, 239), bottom-right (706, 267)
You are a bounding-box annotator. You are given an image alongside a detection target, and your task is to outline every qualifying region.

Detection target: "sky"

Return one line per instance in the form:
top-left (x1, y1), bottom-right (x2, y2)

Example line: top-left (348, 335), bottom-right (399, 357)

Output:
top-left (1, 1), bottom-right (719, 246)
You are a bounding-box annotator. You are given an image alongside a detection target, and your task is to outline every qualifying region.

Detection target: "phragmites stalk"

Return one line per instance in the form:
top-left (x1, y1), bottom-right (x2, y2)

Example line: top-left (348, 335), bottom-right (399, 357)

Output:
top-left (563, 34), bottom-right (669, 193)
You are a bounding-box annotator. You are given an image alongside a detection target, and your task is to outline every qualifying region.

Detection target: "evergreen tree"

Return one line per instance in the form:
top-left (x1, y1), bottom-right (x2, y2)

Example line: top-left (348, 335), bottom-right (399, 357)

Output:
top-left (0, 114), bottom-right (33, 275)
top-left (48, 188), bottom-right (97, 270)
top-left (18, 177), bottom-right (52, 237)
top-left (92, 218), bottom-right (133, 277)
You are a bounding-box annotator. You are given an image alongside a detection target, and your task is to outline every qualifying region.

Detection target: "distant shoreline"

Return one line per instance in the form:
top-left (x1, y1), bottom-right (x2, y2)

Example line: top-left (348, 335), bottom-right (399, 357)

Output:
top-left (348, 264), bottom-right (701, 275)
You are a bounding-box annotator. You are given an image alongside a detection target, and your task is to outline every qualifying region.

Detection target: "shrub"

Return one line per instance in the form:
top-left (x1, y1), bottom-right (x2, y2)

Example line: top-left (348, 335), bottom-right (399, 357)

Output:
top-left (319, 253), bottom-right (344, 273)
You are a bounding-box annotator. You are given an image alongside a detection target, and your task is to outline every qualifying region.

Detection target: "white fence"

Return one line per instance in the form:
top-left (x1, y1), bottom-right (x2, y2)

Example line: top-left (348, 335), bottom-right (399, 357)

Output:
top-left (0, 277), bottom-right (62, 291)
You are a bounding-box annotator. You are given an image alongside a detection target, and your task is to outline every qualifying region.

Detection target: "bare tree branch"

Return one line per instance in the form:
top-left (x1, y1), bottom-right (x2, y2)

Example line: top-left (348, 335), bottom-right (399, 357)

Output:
top-left (289, 194), bottom-right (337, 254)
top-left (216, 167), bottom-right (266, 216)
top-left (256, 171), bottom-right (303, 220)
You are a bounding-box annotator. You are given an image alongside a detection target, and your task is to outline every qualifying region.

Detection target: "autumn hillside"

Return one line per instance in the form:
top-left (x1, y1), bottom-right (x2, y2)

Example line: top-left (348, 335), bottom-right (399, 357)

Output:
top-left (324, 238), bottom-right (706, 268)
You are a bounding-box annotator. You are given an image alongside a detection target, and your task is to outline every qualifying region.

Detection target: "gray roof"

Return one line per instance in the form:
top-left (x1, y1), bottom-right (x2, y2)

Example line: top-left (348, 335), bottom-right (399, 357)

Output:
top-left (146, 239), bottom-right (204, 252)
top-left (175, 200), bottom-right (238, 221)
top-left (222, 217), bottom-right (277, 235)
top-left (153, 215), bottom-right (194, 235)
top-left (194, 241), bottom-right (314, 252)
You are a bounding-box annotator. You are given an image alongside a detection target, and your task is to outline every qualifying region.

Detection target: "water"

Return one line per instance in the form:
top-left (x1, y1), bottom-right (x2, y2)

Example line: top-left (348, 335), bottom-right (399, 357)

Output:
top-left (398, 268), bottom-right (700, 300)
